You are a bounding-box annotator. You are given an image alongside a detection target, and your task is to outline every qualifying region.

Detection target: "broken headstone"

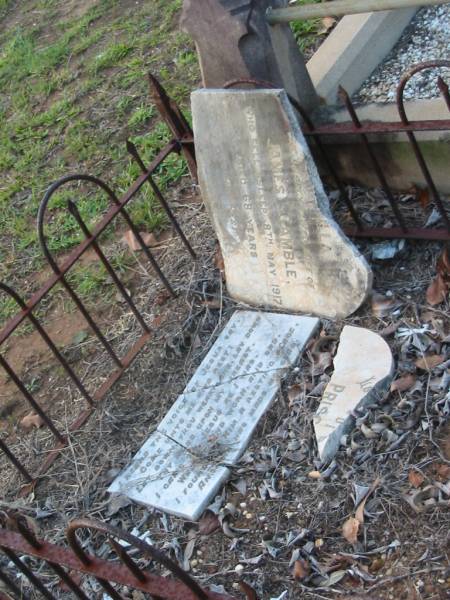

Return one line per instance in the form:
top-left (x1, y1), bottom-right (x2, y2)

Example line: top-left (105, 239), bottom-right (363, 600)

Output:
top-left (192, 89), bottom-right (372, 319)
top-left (313, 325), bottom-right (394, 463)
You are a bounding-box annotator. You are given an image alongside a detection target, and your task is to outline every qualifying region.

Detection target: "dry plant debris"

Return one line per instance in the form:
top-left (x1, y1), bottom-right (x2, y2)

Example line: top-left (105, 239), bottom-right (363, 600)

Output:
top-left (0, 187), bottom-right (449, 600)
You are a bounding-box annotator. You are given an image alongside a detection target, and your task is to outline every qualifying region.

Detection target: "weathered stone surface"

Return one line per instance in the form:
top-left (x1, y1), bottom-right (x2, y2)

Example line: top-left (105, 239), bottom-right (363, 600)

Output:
top-left (192, 89), bottom-right (372, 319)
top-left (109, 431), bottom-right (230, 520)
top-left (109, 311), bottom-right (319, 520)
top-left (180, 0), bottom-right (318, 111)
top-left (313, 326), bottom-right (394, 463)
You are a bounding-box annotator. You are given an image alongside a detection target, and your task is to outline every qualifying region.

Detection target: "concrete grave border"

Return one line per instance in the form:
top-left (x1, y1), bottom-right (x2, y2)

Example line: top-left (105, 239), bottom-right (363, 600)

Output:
top-left (306, 8), bottom-right (417, 105)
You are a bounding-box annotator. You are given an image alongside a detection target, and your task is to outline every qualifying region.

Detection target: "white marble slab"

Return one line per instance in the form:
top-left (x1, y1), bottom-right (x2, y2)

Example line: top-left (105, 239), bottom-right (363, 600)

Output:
top-left (314, 325), bottom-right (394, 463)
top-left (109, 310), bottom-right (319, 520)
top-left (108, 431), bottom-right (230, 520)
top-left (192, 89), bottom-right (372, 319)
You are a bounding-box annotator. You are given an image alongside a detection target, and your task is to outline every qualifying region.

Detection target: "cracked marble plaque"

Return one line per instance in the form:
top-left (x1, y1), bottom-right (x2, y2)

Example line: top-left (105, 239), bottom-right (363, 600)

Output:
top-left (192, 89), bottom-right (372, 319)
top-left (109, 310), bottom-right (319, 520)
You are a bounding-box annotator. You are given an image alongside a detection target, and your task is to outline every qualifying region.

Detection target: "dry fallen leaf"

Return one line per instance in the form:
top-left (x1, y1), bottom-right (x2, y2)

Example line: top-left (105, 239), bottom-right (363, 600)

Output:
top-left (369, 557), bottom-right (385, 573)
top-left (379, 321), bottom-right (401, 337)
top-left (371, 292), bottom-right (400, 318)
top-left (438, 246), bottom-right (450, 273)
top-left (154, 289), bottom-right (172, 306)
top-left (214, 244), bottom-right (224, 269)
top-left (107, 494), bottom-right (131, 516)
top-left (434, 463), bottom-right (450, 481)
top-left (426, 274), bottom-right (448, 306)
top-left (355, 477), bottom-right (380, 524)
top-left (122, 229), bottom-right (170, 252)
top-left (415, 355), bottom-right (445, 371)
top-left (214, 243), bottom-right (225, 280)
top-left (287, 383), bottom-right (302, 405)
top-left (183, 537), bottom-right (196, 571)
top-left (20, 412), bottom-right (44, 431)
top-left (239, 581), bottom-right (258, 600)
top-left (408, 469), bottom-right (425, 489)
top-left (390, 373), bottom-right (416, 393)
top-left (198, 510), bottom-right (220, 535)
top-left (312, 351), bottom-right (333, 375)
top-left (426, 247), bottom-right (450, 305)
top-left (318, 15), bottom-right (336, 34)
top-left (202, 299), bottom-right (221, 310)
top-left (417, 188), bottom-right (431, 210)
top-left (308, 470), bottom-right (322, 480)
top-left (293, 558), bottom-right (310, 580)
top-left (342, 516), bottom-right (360, 544)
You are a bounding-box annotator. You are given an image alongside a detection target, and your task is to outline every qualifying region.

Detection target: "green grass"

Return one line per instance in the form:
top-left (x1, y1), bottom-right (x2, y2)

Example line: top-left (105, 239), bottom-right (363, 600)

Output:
top-left (0, 0), bottom-right (322, 325)
top-left (88, 41), bottom-right (134, 73)
top-left (0, 0), bottom-right (200, 325)
top-left (289, 0), bottom-right (324, 53)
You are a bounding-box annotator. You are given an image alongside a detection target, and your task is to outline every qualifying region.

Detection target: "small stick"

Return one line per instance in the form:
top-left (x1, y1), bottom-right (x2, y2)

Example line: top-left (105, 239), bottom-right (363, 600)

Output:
top-left (364, 566), bottom-right (446, 593)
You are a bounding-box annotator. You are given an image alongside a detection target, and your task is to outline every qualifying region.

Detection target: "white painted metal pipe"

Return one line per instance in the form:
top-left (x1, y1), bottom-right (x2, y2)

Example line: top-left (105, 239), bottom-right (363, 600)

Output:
top-left (266, 0), bottom-right (449, 24)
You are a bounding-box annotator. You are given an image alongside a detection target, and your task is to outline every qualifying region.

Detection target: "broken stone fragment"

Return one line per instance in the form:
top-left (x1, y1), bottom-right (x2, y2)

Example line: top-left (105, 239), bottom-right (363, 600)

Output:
top-left (109, 310), bottom-right (319, 520)
top-left (313, 326), bottom-right (394, 463)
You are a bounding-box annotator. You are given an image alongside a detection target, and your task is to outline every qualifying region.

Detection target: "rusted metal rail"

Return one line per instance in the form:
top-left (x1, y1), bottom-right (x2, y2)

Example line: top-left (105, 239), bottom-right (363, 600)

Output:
top-left (0, 512), bottom-right (245, 599)
top-left (225, 60), bottom-right (450, 241)
top-left (0, 74), bottom-right (196, 494)
top-left (1, 63), bottom-right (449, 501)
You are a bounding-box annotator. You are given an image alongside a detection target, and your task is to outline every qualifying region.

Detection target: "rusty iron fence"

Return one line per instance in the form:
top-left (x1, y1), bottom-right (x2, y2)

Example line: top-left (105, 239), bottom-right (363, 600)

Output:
top-left (0, 512), bottom-right (247, 599)
top-left (2, 62), bottom-right (450, 496)
top-left (2, 63), bottom-right (450, 493)
top-left (224, 59), bottom-right (450, 242)
top-left (0, 75), bottom-right (196, 494)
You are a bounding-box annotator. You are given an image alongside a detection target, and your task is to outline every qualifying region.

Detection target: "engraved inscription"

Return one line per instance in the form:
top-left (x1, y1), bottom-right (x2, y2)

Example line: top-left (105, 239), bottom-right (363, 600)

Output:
top-left (192, 89), bottom-right (372, 318)
top-left (109, 311), bottom-right (319, 520)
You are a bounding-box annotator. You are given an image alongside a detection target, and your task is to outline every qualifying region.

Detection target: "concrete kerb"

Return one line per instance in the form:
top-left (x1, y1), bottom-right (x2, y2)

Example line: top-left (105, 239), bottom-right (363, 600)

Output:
top-left (306, 8), bottom-right (417, 105)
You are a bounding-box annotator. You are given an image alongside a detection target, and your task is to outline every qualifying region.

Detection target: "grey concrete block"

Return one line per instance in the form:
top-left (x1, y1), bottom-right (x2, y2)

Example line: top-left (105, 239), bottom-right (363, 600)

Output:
top-left (307, 9), bottom-right (417, 104)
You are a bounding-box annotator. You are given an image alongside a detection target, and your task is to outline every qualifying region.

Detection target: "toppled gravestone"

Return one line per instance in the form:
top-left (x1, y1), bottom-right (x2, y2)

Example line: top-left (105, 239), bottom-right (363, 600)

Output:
top-left (313, 325), bottom-right (394, 463)
top-left (180, 0), bottom-right (318, 111)
top-left (109, 310), bottom-right (319, 520)
top-left (192, 89), bottom-right (372, 319)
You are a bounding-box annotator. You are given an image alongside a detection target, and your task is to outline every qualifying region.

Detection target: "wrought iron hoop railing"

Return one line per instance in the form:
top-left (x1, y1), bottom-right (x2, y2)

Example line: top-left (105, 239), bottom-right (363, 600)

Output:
top-left (1, 62), bottom-right (450, 498)
top-left (0, 74), bottom-right (196, 494)
top-left (225, 60), bottom-right (450, 241)
top-left (0, 512), bottom-right (246, 599)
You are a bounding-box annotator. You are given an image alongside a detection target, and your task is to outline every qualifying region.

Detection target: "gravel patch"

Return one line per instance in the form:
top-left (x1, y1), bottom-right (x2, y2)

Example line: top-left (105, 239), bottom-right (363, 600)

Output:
top-left (354, 3), bottom-right (450, 104)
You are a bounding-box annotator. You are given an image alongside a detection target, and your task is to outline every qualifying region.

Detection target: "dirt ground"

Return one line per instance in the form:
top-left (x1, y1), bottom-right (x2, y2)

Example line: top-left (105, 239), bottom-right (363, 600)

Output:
top-left (0, 175), bottom-right (449, 599)
top-left (0, 0), bottom-right (448, 597)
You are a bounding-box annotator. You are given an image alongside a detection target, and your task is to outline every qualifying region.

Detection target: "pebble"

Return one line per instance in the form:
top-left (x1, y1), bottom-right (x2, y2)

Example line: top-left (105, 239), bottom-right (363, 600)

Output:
top-left (235, 564), bottom-right (244, 574)
top-left (355, 5), bottom-right (450, 103)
